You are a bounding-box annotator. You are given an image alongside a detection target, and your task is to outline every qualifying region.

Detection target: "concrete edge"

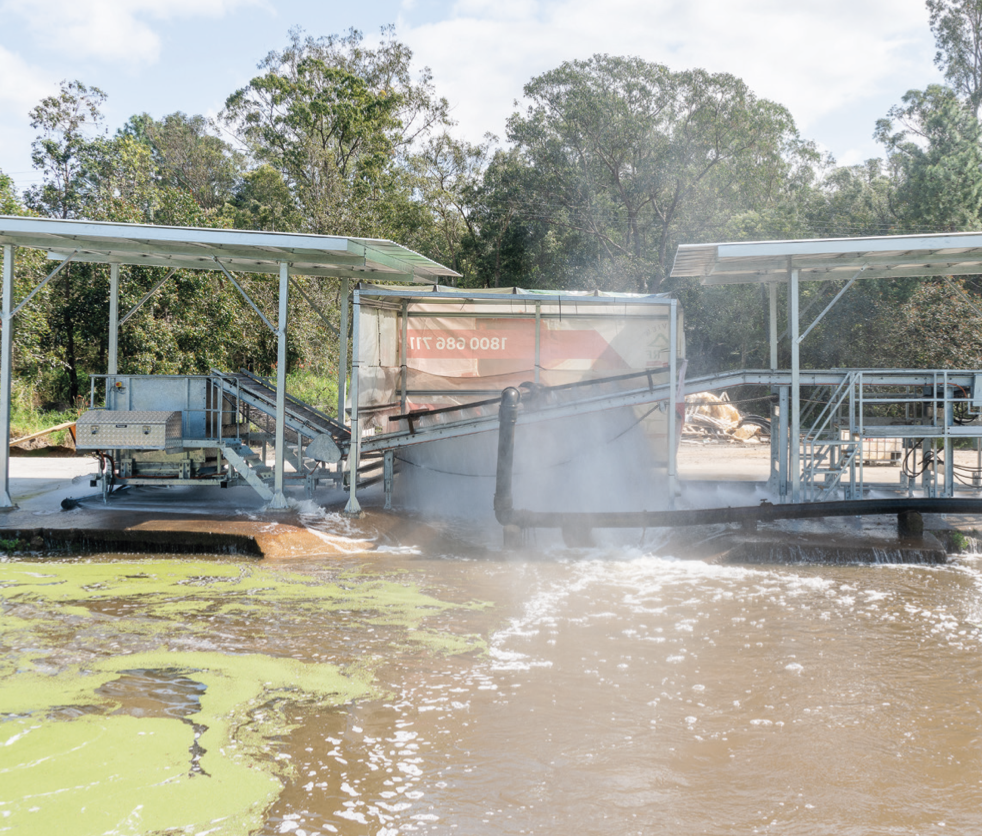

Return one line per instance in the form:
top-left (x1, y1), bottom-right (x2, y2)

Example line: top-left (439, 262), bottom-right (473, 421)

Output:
top-left (0, 527), bottom-right (264, 558)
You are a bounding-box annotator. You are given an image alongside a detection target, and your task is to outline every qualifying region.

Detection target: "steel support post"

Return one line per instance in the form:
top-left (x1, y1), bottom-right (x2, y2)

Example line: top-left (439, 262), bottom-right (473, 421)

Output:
top-left (779, 386), bottom-right (789, 500)
top-left (667, 299), bottom-right (678, 502)
top-left (384, 450), bottom-right (394, 510)
top-left (399, 300), bottom-right (408, 412)
top-left (768, 283), bottom-right (779, 492)
top-left (0, 246), bottom-right (15, 507)
top-left (789, 267), bottom-right (801, 502)
top-left (944, 396), bottom-right (954, 497)
top-left (337, 278), bottom-right (349, 423)
top-left (768, 282), bottom-right (779, 370)
top-left (344, 288), bottom-right (362, 515)
top-left (770, 397), bottom-right (781, 494)
top-left (534, 303), bottom-right (541, 386)
top-left (270, 262), bottom-right (290, 509)
top-left (108, 262), bottom-right (120, 375)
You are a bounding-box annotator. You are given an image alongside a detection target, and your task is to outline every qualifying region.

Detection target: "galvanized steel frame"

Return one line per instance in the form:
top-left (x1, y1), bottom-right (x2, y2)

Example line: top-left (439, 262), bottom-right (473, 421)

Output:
top-left (0, 217), bottom-right (458, 510)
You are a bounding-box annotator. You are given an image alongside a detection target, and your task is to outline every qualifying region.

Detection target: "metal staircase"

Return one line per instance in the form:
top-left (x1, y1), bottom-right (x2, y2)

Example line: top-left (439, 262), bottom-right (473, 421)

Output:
top-left (801, 372), bottom-right (861, 500)
top-left (209, 369), bottom-right (350, 497)
top-left (219, 441), bottom-right (274, 501)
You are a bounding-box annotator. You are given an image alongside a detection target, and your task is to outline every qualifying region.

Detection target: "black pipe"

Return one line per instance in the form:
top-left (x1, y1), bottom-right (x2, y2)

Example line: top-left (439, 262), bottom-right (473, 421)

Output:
top-left (491, 387), bottom-right (982, 531)
top-left (497, 496), bottom-right (982, 530)
top-left (493, 387), bottom-right (522, 519)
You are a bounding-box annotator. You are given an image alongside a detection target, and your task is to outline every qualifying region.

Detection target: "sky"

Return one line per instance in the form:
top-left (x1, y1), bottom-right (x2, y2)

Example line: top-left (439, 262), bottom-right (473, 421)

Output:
top-left (0, 0), bottom-right (946, 196)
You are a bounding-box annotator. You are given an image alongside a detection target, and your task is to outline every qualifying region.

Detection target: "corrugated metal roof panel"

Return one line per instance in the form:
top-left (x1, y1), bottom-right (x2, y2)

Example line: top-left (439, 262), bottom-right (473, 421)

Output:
top-left (671, 231), bottom-right (982, 284)
top-left (0, 216), bottom-right (460, 282)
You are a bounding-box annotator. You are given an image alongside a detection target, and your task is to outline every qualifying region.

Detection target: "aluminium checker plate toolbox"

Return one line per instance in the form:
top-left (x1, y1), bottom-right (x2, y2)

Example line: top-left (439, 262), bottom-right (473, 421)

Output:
top-left (76, 410), bottom-right (183, 451)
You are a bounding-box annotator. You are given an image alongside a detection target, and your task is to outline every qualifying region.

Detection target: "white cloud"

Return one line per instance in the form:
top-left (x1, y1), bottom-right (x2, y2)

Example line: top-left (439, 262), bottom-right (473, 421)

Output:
top-left (0, 0), bottom-right (263, 64)
top-left (0, 47), bottom-right (58, 182)
top-left (400, 0), bottom-right (940, 147)
top-left (0, 46), bottom-right (54, 112)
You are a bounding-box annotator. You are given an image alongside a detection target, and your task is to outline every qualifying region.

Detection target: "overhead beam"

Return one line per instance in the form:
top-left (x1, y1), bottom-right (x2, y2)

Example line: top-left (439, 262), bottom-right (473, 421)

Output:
top-left (44, 249), bottom-right (423, 281)
top-left (700, 261), bottom-right (982, 285)
top-left (16, 236), bottom-right (370, 264)
top-left (714, 232), bottom-right (982, 259)
top-left (705, 249), bottom-right (982, 275)
top-left (0, 218), bottom-right (352, 255)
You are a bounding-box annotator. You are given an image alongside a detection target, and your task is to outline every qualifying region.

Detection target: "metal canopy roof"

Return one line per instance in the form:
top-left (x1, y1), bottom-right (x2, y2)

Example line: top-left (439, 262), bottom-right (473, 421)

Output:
top-left (671, 231), bottom-right (982, 285)
top-left (0, 216), bottom-right (461, 282)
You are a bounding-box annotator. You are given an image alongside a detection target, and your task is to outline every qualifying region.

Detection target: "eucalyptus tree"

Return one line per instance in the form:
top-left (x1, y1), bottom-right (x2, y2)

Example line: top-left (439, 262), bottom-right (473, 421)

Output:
top-left (134, 112), bottom-right (245, 214)
top-left (230, 164), bottom-right (303, 232)
top-left (222, 27), bottom-right (451, 238)
top-left (505, 55), bottom-right (806, 293)
top-left (875, 84), bottom-right (982, 232)
top-left (403, 132), bottom-right (491, 278)
top-left (25, 80), bottom-right (106, 221)
top-left (927, 0), bottom-right (982, 114)
top-left (462, 148), bottom-right (586, 289)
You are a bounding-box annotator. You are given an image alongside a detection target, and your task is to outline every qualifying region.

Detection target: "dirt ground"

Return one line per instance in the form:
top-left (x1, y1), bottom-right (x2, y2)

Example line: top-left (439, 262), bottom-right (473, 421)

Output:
top-left (677, 438), bottom-right (982, 487)
top-left (677, 440), bottom-right (771, 481)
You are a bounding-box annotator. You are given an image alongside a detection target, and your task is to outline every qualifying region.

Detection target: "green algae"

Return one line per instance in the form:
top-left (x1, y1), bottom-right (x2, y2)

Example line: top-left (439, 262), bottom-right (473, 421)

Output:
top-left (408, 629), bottom-right (487, 656)
top-left (2, 714), bottom-right (280, 835)
top-left (0, 558), bottom-right (489, 835)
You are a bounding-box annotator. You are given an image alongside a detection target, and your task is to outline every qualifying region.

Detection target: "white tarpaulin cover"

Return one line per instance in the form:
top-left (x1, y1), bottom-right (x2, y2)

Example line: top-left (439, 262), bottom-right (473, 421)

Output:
top-left (357, 291), bottom-right (684, 464)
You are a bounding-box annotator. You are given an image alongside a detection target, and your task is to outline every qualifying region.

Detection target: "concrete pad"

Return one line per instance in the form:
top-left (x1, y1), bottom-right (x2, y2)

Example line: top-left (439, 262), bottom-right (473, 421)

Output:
top-left (677, 441), bottom-right (771, 482)
top-left (0, 456), bottom-right (436, 559)
top-left (1, 451), bottom-right (976, 563)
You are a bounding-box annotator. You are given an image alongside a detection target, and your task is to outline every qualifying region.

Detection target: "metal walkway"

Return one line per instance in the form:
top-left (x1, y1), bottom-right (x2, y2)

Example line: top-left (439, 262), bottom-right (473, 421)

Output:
top-left (356, 367), bottom-right (982, 511)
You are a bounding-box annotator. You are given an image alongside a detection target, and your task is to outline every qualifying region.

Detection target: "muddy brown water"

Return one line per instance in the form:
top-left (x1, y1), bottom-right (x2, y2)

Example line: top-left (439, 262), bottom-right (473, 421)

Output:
top-left (4, 521), bottom-right (982, 835)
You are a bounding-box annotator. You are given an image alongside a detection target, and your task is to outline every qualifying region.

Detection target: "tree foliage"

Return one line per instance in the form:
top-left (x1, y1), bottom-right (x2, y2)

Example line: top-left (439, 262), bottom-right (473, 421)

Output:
top-left (504, 55), bottom-right (807, 293)
top-left (13, 17), bottom-right (982, 411)
top-left (885, 279), bottom-right (982, 368)
top-left (876, 85), bottom-right (982, 231)
top-left (928, 0), bottom-right (982, 114)
top-left (222, 27), bottom-right (449, 238)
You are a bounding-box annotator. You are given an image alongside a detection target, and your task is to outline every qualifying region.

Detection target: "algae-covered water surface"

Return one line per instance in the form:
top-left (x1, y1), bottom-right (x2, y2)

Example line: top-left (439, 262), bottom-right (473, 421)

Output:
top-left (10, 544), bottom-right (982, 836)
top-left (0, 556), bottom-right (489, 835)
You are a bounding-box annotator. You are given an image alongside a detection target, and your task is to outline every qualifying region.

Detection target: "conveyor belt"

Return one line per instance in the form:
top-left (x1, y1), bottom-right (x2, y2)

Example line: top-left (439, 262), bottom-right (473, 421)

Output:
top-left (211, 369), bottom-right (350, 445)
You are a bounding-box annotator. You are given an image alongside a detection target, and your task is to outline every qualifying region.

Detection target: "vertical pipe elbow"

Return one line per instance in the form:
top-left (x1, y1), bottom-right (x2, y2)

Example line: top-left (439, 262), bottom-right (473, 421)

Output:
top-left (494, 387), bottom-right (522, 522)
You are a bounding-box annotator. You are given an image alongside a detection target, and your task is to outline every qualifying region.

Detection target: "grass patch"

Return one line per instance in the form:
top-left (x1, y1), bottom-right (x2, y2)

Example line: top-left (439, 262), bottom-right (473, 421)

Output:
top-left (10, 403), bottom-right (80, 446)
top-left (286, 369), bottom-right (340, 416)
